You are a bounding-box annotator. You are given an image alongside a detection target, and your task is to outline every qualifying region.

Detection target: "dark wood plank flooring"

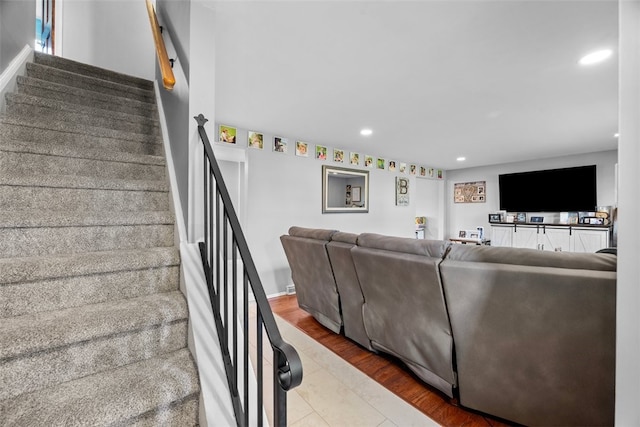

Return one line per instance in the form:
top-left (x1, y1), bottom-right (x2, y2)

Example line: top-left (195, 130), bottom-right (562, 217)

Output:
top-left (270, 294), bottom-right (514, 427)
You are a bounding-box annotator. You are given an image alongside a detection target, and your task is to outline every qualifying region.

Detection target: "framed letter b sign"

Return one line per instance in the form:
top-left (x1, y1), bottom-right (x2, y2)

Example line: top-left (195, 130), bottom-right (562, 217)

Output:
top-left (396, 177), bottom-right (409, 206)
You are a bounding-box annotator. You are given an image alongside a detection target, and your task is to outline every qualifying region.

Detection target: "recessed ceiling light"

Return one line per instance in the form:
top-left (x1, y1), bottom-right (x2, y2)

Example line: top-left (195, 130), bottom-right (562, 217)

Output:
top-left (457, 157), bottom-right (466, 162)
top-left (579, 49), bottom-right (613, 66)
top-left (360, 129), bottom-right (372, 136)
top-left (614, 133), bottom-right (619, 138)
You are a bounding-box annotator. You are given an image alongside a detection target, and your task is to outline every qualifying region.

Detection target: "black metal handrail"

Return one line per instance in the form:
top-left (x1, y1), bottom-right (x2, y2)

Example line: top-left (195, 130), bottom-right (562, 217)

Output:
top-left (194, 114), bottom-right (302, 427)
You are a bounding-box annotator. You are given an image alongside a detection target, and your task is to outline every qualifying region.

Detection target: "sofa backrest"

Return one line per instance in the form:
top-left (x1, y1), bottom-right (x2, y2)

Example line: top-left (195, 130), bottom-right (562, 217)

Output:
top-left (326, 232), bottom-right (371, 350)
top-left (439, 243), bottom-right (616, 426)
top-left (280, 227), bottom-right (342, 333)
top-left (351, 233), bottom-right (456, 396)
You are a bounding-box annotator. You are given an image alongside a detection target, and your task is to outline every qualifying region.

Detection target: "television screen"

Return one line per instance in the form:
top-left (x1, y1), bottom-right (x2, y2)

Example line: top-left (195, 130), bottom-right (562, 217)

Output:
top-left (499, 165), bottom-right (597, 212)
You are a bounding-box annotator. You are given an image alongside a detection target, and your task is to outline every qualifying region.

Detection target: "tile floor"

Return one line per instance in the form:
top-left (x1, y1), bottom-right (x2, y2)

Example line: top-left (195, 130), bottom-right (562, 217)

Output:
top-left (269, 315), bottom-right (440, 427)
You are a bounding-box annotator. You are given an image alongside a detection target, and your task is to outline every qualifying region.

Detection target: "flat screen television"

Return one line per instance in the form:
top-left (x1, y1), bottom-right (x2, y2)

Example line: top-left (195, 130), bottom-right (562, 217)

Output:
top-left (499, 165), bottom-right (597, 212)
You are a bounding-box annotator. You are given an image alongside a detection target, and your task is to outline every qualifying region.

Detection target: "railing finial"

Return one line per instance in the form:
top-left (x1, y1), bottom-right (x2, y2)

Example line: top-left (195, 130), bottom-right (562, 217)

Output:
top-left (194, 114), bottom-right (208, 127)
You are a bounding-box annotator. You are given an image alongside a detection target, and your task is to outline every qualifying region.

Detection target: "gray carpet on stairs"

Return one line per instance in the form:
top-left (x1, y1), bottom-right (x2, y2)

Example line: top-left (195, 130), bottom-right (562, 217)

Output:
top-left (0, 52), bottom-right (200, 426)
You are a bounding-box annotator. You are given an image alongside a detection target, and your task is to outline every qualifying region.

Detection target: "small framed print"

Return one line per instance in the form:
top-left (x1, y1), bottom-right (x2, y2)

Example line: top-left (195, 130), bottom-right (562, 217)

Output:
top-left (273, 137), bottom-right (288, 153)
top-left (515, 212), bottom-right (527, 223)
top-left (488, 213), bottom-right (502, 223)
top-left (350, 152), bottom-right (360, 165)
top-left (530, 216), bottom-right (544, 223)
top-left (364, 155), bottom-right (374, 168)
top-left (248, 131), bottom-right (263, 149)
top-left (388, 160), bottom-right (397, 172)
top-left (219, 125), bottom-right (236, 144)
top-left (333, 149), bottom-right (345, 163)
top-left (316, 145), bottom-right (327, 160)
top-left (295, 141), bottom-right (309, 157)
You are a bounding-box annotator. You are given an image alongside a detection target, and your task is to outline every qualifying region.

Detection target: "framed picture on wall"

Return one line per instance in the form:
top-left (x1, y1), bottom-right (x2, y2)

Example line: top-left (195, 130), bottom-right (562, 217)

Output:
top-left (515, 212), bottom-right (527, 223)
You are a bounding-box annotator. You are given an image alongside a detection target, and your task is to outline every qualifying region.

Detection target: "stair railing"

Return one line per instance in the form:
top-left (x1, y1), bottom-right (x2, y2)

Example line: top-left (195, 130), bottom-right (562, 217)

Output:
top-left (194, 114), bottom-right (303, 427)
top-left (145, 0), bottom-right (175, 90)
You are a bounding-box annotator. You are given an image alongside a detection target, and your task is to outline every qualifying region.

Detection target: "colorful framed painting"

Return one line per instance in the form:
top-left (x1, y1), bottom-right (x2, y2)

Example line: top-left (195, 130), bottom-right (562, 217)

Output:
top-left (334, 149), bottom-right (345, 163)
top-left (388, 160), bottom-right (397, 172)
top-left (399, 163), bottom-right (407, 174)
top-left (377, 158), bottom-right (385, 170)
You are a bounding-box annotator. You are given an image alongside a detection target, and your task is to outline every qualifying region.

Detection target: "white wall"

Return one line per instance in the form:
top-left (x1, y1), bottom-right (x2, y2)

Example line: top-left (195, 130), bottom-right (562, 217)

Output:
top-left (213, 126), bottom-right (444, 295)
top-left (616, 1), bottom-right (640, 424)
top-left (445, 150), bottom-right (618, 241)
top-left (59, 0), bottom-right (154, 79)
top-left (0, 0), bottom-right (34, 73)
top-left (415, 178), bottom-right (444, 240)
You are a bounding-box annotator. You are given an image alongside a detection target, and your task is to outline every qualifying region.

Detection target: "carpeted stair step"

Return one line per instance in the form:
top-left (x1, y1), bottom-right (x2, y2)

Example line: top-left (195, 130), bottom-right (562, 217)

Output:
top-left (0, 247), bottom-right (180, 318)
top-left (0, 116), bottom-right (163, 156)
top-left (5, 92), bottom-right (161, 136)
top-left (26, 62), bottom-right (156, 104)
top-left (34, 51), bottom-right (155, 91)
top-left (0, 173), bottom-right (169, 211)
top-left (0, 138), bottom-right (165, 168)
top-left (0, 293), bottom-right (190, 401)
top-left (0, 140), bottom-right (166, 181)
top-left (0, 112), bottom-right (161, 146)
top-left (0, 210), bottom-right (174, 258)
top-left (0, 348), bottom-right (199, 426)
top-left (17, 75), bottom-right (158, 119)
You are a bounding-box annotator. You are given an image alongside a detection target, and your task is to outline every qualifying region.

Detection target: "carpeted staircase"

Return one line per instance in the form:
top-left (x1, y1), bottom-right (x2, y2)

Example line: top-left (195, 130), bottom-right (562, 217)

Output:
top-left (0, 52), bottom-right (200, 425)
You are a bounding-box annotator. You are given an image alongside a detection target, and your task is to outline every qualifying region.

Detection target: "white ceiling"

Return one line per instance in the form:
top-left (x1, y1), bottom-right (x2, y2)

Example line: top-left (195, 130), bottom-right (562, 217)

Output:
top-left (213, 0), bottom-right (618, 170)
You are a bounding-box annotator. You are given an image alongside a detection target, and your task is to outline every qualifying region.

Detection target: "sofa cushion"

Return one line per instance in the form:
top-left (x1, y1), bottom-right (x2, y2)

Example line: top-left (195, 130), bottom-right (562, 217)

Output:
top-left (326, 234), bottom-right (371, 350)
top-left (446, 244), bottom-right (616, 271)
top-left (357, 233), bottom-right (449, 258)
top-left (288, 226), bottom-right (337, 241)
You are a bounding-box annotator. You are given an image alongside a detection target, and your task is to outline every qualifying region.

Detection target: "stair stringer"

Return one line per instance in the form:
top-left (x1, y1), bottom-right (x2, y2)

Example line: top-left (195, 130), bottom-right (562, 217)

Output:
top-left (155, 81), bottom-right (236, 427)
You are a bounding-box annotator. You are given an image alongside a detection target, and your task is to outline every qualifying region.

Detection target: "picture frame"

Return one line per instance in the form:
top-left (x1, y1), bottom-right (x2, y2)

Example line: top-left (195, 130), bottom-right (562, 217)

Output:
top-left (295, 141), bottom-right (309, 157)
top-left (515, 212), bottom-right (527, 223)
top-left (352, 186), bottom-right (361, 202)
top-left (388, 160), bottom-right (397, 171)
top-left (248, 131), bottom-right (263, 149)
top-left (458, 230), bottom-right (467, 238)
top-left (219, 125), bottom-right (237, 144)
top-left (488, 213), bottom-right (502, 223)
top-left (399, 163), bottom-right (407, 174)
top-left (530, 216), bottom-right (544, 223)
top-left (350, 152), bottom-right (360, 166)
top-left (396, 177), bottom-right (409, 206)
top-left (273, 137), bottom-right (288, 153)
top-left (316, 145), bottom-right (327, 160)
top-left (364, 155), bottom-right (374, 168)
top-left (377, 158), bottom-right (385, 169)
top-left (333, 149), bottom-right (345, 163)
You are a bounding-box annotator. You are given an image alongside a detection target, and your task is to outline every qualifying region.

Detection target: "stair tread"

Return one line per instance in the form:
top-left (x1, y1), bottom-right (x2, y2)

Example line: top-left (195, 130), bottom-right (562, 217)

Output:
top-left (0, 291), bottom-right (188, 360)
top-left (34, 52), bottom-right (155, 90)
top-left (17, 75), bottom-right (157, 118)
top-left (3, 110), bottom-right (160, 143)
top-left (0, 172), bottom-right (168, 192)
top-left (0, 139), bottom-right (165, 166)
top-left (0, 348), bottom-right (199, 426)
top-left (26, 62), bottom-right (156, 103)
top-left (6, 92), bottom-right (161, 128)
top-left (0, 210), bottom-right (174, 228)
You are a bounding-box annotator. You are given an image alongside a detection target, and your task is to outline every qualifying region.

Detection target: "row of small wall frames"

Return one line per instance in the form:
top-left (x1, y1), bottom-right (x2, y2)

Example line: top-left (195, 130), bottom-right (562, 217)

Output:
top-left (218, 124), bottom-right (446, 180)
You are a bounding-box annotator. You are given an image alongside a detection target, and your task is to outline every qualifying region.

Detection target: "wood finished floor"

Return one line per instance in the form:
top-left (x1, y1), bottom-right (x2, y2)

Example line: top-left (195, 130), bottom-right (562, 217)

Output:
top-left (270, 295), bottom-right (514, 427)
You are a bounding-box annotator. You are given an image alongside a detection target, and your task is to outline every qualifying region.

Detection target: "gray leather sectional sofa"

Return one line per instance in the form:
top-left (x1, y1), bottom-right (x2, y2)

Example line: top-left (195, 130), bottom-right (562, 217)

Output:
top-left (280, 226), bottom-right (617, 427)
